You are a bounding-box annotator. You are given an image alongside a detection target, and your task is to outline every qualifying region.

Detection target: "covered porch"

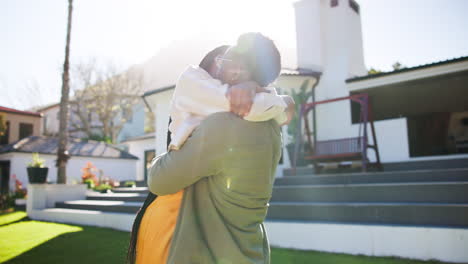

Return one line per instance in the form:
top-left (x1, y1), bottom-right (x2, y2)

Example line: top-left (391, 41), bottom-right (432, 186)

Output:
top-left (347, 56), bottom-right (468, 160)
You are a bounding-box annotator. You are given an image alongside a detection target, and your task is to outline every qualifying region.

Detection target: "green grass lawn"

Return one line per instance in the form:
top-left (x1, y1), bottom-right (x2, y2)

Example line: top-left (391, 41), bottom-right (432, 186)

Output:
top-left (0, 211), bottom-right (454, 264)
top-left (271, 248), bottom-right (450, 264)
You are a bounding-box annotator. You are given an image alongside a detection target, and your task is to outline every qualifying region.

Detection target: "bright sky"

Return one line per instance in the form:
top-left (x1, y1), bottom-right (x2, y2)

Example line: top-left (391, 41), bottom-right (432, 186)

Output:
top-left (1, 0), bottom-right (467, 110)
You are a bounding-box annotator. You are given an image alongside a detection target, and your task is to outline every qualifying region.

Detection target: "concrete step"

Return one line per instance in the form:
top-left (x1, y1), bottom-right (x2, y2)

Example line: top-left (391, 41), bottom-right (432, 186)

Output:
top-left (86, 192), bottom-right (148, 202)
top-left (271, 182), bottom-right (468, 203)
top-left (267, 202), bottom-right (468, 228)
top-left (55, 200), bottom-right (143, 214)
top-left (275, 168), bottom-right (468, 186)
top-left (111, 187), bottom-right (149, 194)
top-left (36, 208), bottom-right (135, 231)
top-left (135, 181), bottom-right (147, 187)
top-left (284, 158), bottom-right (468, 176)
top-left (118, 181), bottom-right (147, 187)
top-left (384, 158), bottom-right (468, 172)
top-left (42, 207), bottom-right (133, 215)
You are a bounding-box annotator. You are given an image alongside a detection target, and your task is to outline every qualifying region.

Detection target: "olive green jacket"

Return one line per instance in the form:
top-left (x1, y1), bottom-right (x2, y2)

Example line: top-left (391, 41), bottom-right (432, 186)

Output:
top-left (147, 112), bottom-right (282, 264)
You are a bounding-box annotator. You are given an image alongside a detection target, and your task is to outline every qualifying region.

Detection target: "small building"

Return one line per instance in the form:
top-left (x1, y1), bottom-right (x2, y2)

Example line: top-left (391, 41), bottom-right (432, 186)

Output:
top-left (0, 135), bottom-right (138, 193)
top-left (0, 106), bottom-right (42, 144)
top-left (33, 101), bottom-right (107, 140)
top-left (0, 106), bottom-right (43, 193)
top-left (33, 99), bottom-right (150, 144)
top-left (32, 102), bottom-right (60, 137)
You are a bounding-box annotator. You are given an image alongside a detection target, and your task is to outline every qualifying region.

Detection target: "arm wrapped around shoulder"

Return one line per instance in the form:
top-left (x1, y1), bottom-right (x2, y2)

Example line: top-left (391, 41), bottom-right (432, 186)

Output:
top-left (243, 86), bottom-right (288, 123)
top-left (147, 115), bottom-right (225, 195)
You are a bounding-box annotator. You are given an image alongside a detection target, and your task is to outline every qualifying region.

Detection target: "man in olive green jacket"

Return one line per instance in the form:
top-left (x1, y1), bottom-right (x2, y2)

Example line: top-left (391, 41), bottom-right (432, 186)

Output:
top-left (148, 111), bottom-right (282, 264)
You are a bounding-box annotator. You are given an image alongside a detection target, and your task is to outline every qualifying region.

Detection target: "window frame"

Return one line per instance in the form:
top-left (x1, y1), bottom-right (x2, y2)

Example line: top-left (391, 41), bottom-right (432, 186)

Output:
top-left (19, 122), bottom-right (33, 140)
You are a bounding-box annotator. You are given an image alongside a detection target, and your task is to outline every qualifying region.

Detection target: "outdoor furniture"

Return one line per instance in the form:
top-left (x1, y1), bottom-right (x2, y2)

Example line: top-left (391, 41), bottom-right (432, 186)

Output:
top-left (292, 93), bottom-right (382, 174)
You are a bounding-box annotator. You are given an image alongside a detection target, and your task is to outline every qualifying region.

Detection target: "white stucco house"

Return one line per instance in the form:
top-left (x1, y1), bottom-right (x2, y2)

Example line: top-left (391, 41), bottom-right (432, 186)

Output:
top-left (0, 136), bottom-right (138, 190)
top-left (139, 0), bottom-right (468, 174)
top-left (17, 1), bottom-right (468, 263)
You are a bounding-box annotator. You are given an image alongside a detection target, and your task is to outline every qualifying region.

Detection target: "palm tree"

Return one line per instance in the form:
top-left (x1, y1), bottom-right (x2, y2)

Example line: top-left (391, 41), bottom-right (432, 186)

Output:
top-left (57, 0), bottom-right (73, 183)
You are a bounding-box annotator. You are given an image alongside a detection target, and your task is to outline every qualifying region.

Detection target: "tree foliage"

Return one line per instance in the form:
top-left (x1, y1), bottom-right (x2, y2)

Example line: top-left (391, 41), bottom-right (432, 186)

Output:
top-left (392, 61), bottom-right (406, 71)
top-left (70, 60), bottom-right (143, 143)
top-left (368, 61), bottom-right (406, 75)
top-left (286, 80), bottom-right (311, 144)
top-left (367, 67), bottom-right (382, 75)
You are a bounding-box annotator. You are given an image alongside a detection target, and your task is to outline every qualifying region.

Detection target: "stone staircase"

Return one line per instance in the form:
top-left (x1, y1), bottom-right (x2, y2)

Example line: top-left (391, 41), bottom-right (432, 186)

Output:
top-left (54, 186), bottom-right (147, 214)
top-left (268, 166), bottom-right (468, 228)
top-left (26, 158), bottom-right (466, 263)
top-left (47, 159), bottom-right (468, 229)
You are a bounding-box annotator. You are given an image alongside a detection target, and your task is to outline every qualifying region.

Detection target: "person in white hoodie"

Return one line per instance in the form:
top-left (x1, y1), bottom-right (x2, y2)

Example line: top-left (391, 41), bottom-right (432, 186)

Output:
top-left (168, 37), bottom-right (294, 150)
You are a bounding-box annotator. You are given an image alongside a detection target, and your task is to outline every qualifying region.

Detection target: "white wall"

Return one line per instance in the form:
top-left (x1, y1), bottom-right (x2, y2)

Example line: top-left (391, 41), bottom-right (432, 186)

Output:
top-left (145, 90), bottom-right (174, 156)
top-left (295, 0), bottom-right (367, 79)
top-left (27, 184), bottom-right (87, 210)
top-left (26, 183), bottom-right (138, 232)
top-left (350, 117), bottom-right (410, 163)
top-left (266, 221), bottom-right (468, 263)
top-left (294, 0), bottom-right (323, 72)
top-left (124, 137), bottom-right (155, 181)
top-left (1, 152), bottom-right (137, 190)
top-left (117, 102), bottom-right (146, 143)
top-left (41, 106), bottom-right (60, 136)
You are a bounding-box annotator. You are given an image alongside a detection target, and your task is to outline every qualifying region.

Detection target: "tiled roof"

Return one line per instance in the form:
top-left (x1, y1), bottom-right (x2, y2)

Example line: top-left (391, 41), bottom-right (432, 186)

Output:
top-left (346, 55), bottom-right (468, 83)
top-left (142, 85), bottom-right (176, 98)
top-left (0, 136), bottom-right (138, 160)
top-left (30, 102), bottom-right (60, 112)
top-left (120, 133), bottom-right (155, 143)
top-left (0, 106), bottom-right (42, 117)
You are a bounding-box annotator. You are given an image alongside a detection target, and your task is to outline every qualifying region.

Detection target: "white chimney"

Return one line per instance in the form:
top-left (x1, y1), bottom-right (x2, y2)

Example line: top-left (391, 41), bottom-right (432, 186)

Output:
top-left (294, 0), bottom-right (367, 80)
top-left (294, 0), bottom-right (368, 141)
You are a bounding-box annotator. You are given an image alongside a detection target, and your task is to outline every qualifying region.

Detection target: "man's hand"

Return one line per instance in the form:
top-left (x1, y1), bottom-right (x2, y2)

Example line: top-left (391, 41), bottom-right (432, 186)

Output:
top-left (279, 95), bottom-right (296, 126)
top-left (226, 81), bottom-right (259, 117)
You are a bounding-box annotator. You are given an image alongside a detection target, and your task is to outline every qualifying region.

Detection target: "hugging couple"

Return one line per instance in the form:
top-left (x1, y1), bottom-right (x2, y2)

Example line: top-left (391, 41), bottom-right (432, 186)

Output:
top-left (127, 32), bottom-right (295, 264)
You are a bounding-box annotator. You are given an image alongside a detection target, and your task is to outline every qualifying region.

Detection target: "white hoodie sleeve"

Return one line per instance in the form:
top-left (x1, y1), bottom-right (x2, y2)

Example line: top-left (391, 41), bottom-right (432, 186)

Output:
top-left (174, 66), bottom-right (230, 116)
top-left (174, 65), bottom-right (287, 122)
top-left (244, 86), bottom-right (288, 124)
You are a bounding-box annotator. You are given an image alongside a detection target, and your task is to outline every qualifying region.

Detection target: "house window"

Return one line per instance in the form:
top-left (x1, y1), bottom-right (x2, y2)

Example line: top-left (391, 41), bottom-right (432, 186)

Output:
top-left (123, 108), bottom-right (133, 123)
top-left (43, 116), bottom-right (48, 134)
top-left (144, 149), bottom-right (156, 181)
top-left (331, 0), bottom-right (338, 7)
top-left (0, 121), bottom-right (9, 144)
top-left (19, 123), bottom-right (33, 140)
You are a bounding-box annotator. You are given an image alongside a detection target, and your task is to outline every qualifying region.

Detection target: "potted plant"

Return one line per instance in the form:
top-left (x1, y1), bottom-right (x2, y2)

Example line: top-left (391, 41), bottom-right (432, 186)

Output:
top-left (26, 153), bottom-right (48, 184)
top-left (124, 181), bottom-right (136, 188)
top-left (84, 179), bottom-right (95, 189)
top-left (93, 183), bottom-right (112, 193)
top-left (285, 80), bottom-right (313, 167)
